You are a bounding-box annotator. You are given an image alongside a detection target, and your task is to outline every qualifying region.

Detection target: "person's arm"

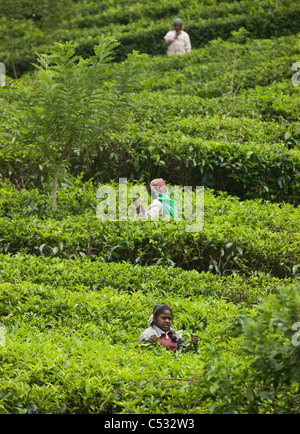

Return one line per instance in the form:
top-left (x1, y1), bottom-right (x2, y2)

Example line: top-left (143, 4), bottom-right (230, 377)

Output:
top-left (138, 334), bottom-right (159, 343)
top-left (176, 333), bottom-right (199, 353)
top-left (138, 331), bottom-right (148, 343)
top-left (176, 337), bottom-right (187, 352)
top-left (184, 33), bottom-right (192, 53)
top-left (133, 196), bottom-right (146, 216)
top-left (144, 199), bottom-right (163, 218)
top-left (133, 198), bottom-right (162, 218)
top-left (191, 334), bottom-right (199, 351)
top-left (138, 330), bottom-right (160, 345)
top-left (164, 31), bottom-right (176, 45)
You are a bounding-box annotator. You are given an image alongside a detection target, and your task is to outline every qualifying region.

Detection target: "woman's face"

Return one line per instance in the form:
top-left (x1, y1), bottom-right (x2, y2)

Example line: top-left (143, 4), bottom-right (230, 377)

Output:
top-left (174, 22), bottom-right (182, 32)
top-left (154, 309), bottom-right (173, 332)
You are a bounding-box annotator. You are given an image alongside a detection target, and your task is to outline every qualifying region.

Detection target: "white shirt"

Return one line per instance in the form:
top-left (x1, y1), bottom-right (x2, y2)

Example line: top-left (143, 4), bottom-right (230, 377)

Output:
top-left (135, 198), bottom-right (163, 219)
top-left (144, 199), bottom-right (163, 218)
top-left (164, 30), bottom-right (192, 56)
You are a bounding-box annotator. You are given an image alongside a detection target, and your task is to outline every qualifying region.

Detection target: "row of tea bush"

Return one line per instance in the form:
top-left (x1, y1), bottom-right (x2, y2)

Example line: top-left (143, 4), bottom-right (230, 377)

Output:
top-left (0, 189), bottom-right (298, 278)
top-left (0, 253), bottom-right (295, 306)
top-left (68, 1), bottom-right (300, 61)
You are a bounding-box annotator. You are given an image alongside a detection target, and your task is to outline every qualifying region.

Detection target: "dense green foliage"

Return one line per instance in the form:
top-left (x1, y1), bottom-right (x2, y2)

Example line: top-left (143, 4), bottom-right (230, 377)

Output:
top-left (2, 0), bottom-right (300, 76)
top-left (0, 0), bottom-right (299, 414)
top-left (0, 179), bottom-right (298, 279)
top-left (0, 254), bottom-right (299, 413)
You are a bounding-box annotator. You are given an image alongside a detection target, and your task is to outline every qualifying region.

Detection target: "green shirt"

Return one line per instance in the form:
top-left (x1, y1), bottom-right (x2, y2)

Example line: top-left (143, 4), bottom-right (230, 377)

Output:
top-left (156, 193), bottom-right (178, 218)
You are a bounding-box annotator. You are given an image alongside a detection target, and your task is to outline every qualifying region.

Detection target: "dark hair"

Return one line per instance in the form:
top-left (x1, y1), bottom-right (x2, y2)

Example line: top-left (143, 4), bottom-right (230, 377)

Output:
top-left (153, 303), bottom-right (172, 319)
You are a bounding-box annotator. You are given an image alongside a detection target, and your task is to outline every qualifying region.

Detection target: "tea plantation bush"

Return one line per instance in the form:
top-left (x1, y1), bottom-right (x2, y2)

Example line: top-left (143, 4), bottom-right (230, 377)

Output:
top-left (1, 34), bottom-right (299, 201)
top-left (0, 257), bottom-right (299, 413)
top-left (103, 133), bottom-right (300, 203)
top-left (0, 0), bottom-right (300, 415)
top-left (0, 253), bottom-right (294, 305)
top-left (4, 0), bottom-right (300, 74)
top-left (0, 180), bottom-right (299, 278)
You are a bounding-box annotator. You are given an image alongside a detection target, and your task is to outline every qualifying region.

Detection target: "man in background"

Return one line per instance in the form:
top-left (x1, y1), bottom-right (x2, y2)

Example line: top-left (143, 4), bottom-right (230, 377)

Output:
top-left (164, 18), bottom-right (192, 56)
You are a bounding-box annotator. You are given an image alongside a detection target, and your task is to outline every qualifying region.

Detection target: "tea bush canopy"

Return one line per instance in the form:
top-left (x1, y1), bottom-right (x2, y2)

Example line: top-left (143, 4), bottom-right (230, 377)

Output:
top-left (0, 0), bottom-right (299, 415)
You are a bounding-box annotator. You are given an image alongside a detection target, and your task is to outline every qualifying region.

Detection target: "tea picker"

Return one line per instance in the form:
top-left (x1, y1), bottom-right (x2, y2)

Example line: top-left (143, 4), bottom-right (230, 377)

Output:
top-left (164, 18), bottom-right (192, 56)
top-left (132, 178), bottom-right (178, 219)
top-left (138, 303), bottom-right (199, 353)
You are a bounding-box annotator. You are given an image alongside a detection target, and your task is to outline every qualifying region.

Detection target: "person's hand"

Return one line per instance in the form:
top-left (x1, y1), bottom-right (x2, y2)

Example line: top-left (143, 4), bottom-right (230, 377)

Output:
top-left (133, 196), bottom-right (141, 214)
top-left (191, 334), bottom-right (199, 346)
top-left (148, 335), bottom-right (159, 344)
